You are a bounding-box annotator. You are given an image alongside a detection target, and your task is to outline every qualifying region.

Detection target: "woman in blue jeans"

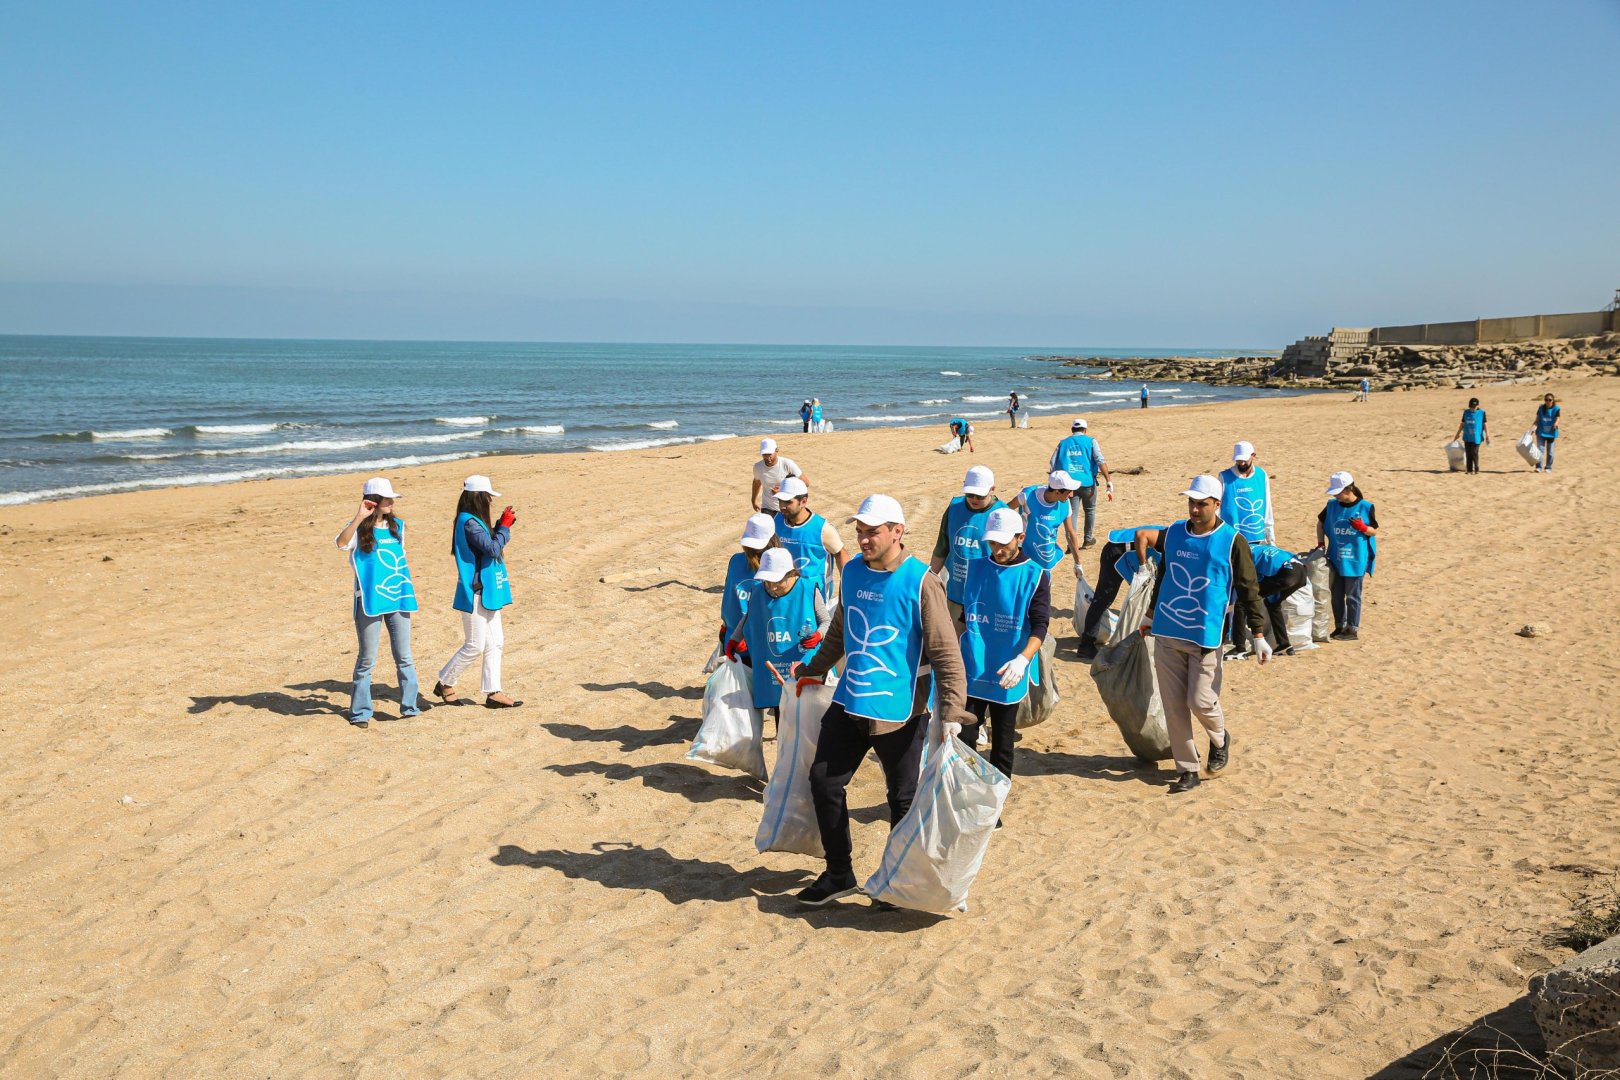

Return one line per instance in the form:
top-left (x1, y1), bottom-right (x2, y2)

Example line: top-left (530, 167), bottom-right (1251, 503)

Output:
top-left (1534, 393), bottom-right (1561, 473)
top-left (335, 477), bottom-right (424, 728)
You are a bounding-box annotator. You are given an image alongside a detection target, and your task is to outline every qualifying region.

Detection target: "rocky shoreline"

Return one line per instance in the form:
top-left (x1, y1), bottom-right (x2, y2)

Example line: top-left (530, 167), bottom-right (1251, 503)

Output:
top-left (1034, 333), bottom-right (1620, 392)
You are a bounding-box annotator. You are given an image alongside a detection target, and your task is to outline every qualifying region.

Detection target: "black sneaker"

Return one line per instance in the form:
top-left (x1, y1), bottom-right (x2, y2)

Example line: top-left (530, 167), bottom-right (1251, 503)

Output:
top-left (1340, 629), bottom-right (1359, 640)
top-left (1168, 771), bottom-right (1200, 794)
top-left (1208, 731), bottom-right (1231, 773)
top-left (1281, 645), bottom-right (1297, 657)
top-left (349, 719), bottom-right (369, 729)
top-left (1329, 628), bottom-right (1348, 640)
top-left (1077, 638), bottom-right (1099, 662)
top-left (796, 870), bottom-right (859, 907)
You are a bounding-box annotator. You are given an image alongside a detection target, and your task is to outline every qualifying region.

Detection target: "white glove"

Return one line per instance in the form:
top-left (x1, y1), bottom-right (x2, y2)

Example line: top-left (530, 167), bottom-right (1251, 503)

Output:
top-left (1253, 635), bottom-right (1274, 666)
top-left (997, 654), bottom-right (1030, 690)
top-left (943, 721), bottom-right (963, 741)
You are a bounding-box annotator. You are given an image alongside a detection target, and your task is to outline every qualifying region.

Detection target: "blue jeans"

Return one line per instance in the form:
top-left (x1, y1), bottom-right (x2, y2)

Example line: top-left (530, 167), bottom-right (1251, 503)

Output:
top-left (1537, 436), bottom-right (1556, 471)
top-left (1068, 485), bottom-right (1099, 543)
top-left (350, 599), bottom-right (420, 723)
top-left (1330, 571), bottom-right (1364, 632)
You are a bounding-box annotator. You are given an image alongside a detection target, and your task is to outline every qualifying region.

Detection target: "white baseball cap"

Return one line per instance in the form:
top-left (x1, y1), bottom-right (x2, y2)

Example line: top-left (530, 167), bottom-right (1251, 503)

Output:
top-left (962, 465), bottom-right (995, 496)
top-left (1180, 474), bottom-right (1224, 501)
top-left (1071, 418), bottom-right (1088, 431)
top-left (847, 493), bottom-right (906, 527)
top-left (362, 477), bottom-right (401, 498)
top-left (759, 438), bottom-right (777, 454)
top-left (1047, 469), bottom-right (1080, 491)
top-left (1232, 441), bottom-right (1255, 462)
top-left (739, 513), bottom-right (776, 549)
top-left (462, 474), bottom-right (500, 497)
top-left (775, 476), bottom-right (809, 501)
top-left (1325, 470), bottom-right (1355, 496)
top-left (754, 547), bottom-right (796, 582)
top-left (982, 507), bottom-right (1026, 545)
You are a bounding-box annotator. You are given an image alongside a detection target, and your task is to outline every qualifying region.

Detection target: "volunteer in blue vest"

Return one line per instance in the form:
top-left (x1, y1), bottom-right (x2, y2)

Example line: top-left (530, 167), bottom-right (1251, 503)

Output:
top-left (772, 476), bottom-right (846, 596)
top-left (1358, 377), bottom-right (1371, 402)
top-left (947, 417), bottom-right (974, 453)
top-left (800, 400), bottom-right (812, 433)
top-left (335, 477), bottom-right (423, 728)
top-left (725, 547), bottom-right (833, 713)
top-left (1218, 441), bottom-right (1276, 545)
top-left (1006, 391), bottom-right (1022, 428)
top-left (1004, 469), bottom-right (1082, 577)
top-left (1534, 393), bottom-right (1560, 473)
top-left (788, 494), bottom-right (972, 906)
top-left (1227, 543), bottom-right (1308, 660)
top-left (719, 513), bottom-right (779, 650)
top-left (432, 474), bottom-right (520, 709)
top-left (1315, 471), bottom-right (1378, 640)
top-left (1048, 418), bottom-right (1114, 547)
top-left (1140, 384), bottom-right (1150, 409)
top-left (811, 398), bottom-right (824, 433)
top-left (1076, 523), bottom-right (1165, 661)
top-left (958, 507), bottom-right (1051, 790)
top-left (1136, 474), bottom-right (1270, 794)
top-left (929, 465), bottom-right (1006, 620)
top-left (1451, 398), bottom-right (1490, 474)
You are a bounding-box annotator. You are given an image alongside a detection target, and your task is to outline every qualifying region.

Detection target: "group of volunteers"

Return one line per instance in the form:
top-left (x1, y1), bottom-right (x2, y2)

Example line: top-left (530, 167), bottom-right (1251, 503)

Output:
top-left (797, 399), bottom-right (827, 434)
top-left (335, 474), bottom-right (522, 728)
top-left (1449, 392), bottom-right (1565, 474)
top-left (710, 422), bottom-right (1379, 906)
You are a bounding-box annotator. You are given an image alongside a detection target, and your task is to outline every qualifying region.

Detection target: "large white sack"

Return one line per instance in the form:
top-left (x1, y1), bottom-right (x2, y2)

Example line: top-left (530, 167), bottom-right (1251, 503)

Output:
top-left (1516, 429), bottom-right (1543, 467)
top-left (755, 679), bottom-right (836, 856)
top-left (863, 717), bottom-right (1009, 913)
top-left (1071, 566), bottom-right (1095, 638)
top-left (1444, 440), bottom-right (1465, 472)
top-left (1088, 567), bottom-right (1171, 763)
top-left (1281, 584), bottom-right (1316, 651)
top-left (688, 658), bottom-right (768, 780)
top-left (1302, 550), bottom-right (1333, 642)
top-left (936, 439), bottom-right (961, 454)
top-left (1015, 634), bottom-right (1061, 729)
top-left (1017, 414), bottom-right (1029, 429)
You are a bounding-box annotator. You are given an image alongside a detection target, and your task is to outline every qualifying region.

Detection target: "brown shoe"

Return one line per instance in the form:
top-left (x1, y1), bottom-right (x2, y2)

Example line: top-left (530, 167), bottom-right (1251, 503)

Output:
top-left (433, 681), bottom-right (459, 703)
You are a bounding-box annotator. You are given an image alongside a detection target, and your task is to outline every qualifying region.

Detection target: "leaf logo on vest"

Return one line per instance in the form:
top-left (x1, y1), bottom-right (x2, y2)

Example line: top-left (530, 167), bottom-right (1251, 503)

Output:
top-left (1159, 562), bottom-right (1211, 631)
top-left (766, 616), bottom-right (796, 657)
top-left (374, 544), bottom-right (415, 602)
top-left (1233, 495), bottom-right (1266, 537)
top-left (842, 606), bottom-right (901, 700)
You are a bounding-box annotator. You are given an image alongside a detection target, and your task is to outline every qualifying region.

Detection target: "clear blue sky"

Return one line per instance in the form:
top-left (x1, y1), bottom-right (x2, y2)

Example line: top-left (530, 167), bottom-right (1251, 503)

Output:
top-left (2, 1), bottom-right (1617, 347)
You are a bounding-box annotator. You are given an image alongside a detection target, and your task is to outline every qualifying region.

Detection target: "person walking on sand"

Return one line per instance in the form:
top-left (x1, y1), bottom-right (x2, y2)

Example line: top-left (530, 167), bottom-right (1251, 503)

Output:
top-left (335, 477), bottom-right (424, 729)
top-left (773, 475), bottom-right (847, 596)
top-left (720, 513), bottom-right (779, 651)
top-left (433, 474), bottom-right (521, 709)
top-left (1076, 522), bottom-right (1165, 661)
top-left (788, 494), bottom-right (973, 906)
top-left (1534, 393), bottom-right (1561, 473)
top-left (751, 439), bottom-right (805, 513)
top-left (1451, 397), bottom-right (1490, 474)
top-left (1316, 472), bottom-right (1377, 640)
top-left (1140, 384), bottom-right (1150, 409)
top-left (1048, 418), bottom-right (1114, 548)
top-left (930, 465), bottom-right (1006, 619)
top-left (800, 400), bottom-right (812, 434)
top-left (958, 507), bottom-right (1051, 798)
top-left (1006, 391), bottom-right (1022, 428)
top-left (725, 547), bottom-right (833, 718)
top-left (1357, 377), bottom-right (1371, 402)
top-left (1005, 469), bottom-right (1082, 578)
top-left (1136, 474), bottom-right (1270, 794)
top-left (1218, 441), bottom-right (1276, 544)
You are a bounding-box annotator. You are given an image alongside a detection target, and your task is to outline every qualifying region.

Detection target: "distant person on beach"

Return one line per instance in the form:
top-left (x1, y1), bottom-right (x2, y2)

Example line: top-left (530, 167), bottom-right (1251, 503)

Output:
top-left (1136, 474), bottom-right (1270, 794)
top-left (1316, 471), bottom-right (1377, 641)
top-left (811, 398), bottom-right (824, 433)
top-left (1227, 543), bottom-right (1307, 660)
top-left (948, 417), bottom-right (975, 452)
top-left (800, 400), bottom-right (812, 433)
top-left (1357, 378), bottom-right (1371, 402)
top-left (752, 439), bottom-right (805, 513)
top-left (1006, 391), bottom-right (1021, 428)
top-left (1048, 418), bottom-right (1113, 548)
top-left (335, 477), bottom-right (424, 729)
top-left (772, 475), bottom-right (846, 596)
top-left (725, 548), bottom-right (832, 718)
top-left (1451, 398), bottom-right (1490, 474)
top-left (1534, 393), bottom-right (1560, 473)
top-left (788, 494), bottom-right (972, 906)
top-left (930, 465), bottom-right (1006, 619)
top-left (1140, 384), bottom-right (1150, 409)
top-left (1218, 441), bottom-right (1275, 544)
top-left (957, 507), bottom-right (1051, 800)
top-left (720, 514), bottom-right (779, 650)
top-left (1005, 469), bottom-right (1082, 577)
top-left (433, 474), bottom-right (520, 709)
top-left (1077, 522), bottom-right (1164, 661)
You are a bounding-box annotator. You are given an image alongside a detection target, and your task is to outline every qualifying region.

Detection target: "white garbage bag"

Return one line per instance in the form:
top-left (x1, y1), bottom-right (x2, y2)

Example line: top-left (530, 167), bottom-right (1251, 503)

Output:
top-left (1088, 567), bottom-right (1171, 763)
top-left (936, 439), bottom-right (962, 454)
top-left (1281, 583), bottom-right (1316, 651)
top-left (701, 640), bottom-right (723, 674)
top-left (1017, 414), bottom-right (1029, 429)
top-left (863, 716), bottom-right (1009, 913)
top-left (1444, 440), bottom-right (1465, 472)
top-left (1071, 565), bottom-right (1095, 639)
top-left (1302, 550), bottom-right (1333, 642)
top-left (1015, 634), bottom-right (1060, 729)
top-left (755, 678), bottom-right (836, 857)
top-left (1516, 429), bottom-right (1543, 468)
top-left (687, 658), bottom-right (767, 780)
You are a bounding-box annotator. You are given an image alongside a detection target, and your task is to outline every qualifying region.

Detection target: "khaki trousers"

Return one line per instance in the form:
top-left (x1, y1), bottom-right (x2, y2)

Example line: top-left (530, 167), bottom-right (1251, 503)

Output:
top-left (1153, 635), bottom-right (1227, 773)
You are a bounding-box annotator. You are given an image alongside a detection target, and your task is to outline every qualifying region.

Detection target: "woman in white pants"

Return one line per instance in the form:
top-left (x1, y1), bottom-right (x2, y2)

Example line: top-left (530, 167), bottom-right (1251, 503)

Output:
top-left (434, 474), bottom-right (521, 708)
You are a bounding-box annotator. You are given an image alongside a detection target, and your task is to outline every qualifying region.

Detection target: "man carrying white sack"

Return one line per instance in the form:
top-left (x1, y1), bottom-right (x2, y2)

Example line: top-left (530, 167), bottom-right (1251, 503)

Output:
top-left (789, 494), bottom-right (973, 906)
top-left (1218, 440), bottom-right (1276, 545)
top-left (1136, 474), bottom-right (1270, 795)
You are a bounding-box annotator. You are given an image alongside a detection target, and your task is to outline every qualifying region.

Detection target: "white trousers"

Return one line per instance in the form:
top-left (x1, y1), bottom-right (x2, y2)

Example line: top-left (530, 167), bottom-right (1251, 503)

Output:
top-left (437, 597), bottom-right (504, 694)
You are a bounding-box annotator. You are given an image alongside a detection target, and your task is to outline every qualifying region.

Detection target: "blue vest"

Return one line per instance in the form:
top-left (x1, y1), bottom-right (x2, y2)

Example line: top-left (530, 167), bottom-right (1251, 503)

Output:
top-left (1324, 499), bottom-right (1377, 578)
top-left (833, 556), bottom-right (928, 723)
top-left (1019, 485), bottom-right (1071, 570)
top-left (1110, 524), bottom-right (1166, 580)
top-left (943, 495), bottom-right (1006, 604)
top-left (1248, 543), bottom-right (1297, 580)
top-left (451, 512), bottom-right (512, 613)
top-left (1462, 408), bottom-right (1485, 444)
top-left (1217, 466), bottom-right (1270, 544)
top-left (720, 552), bottom-right (755, 638)
top-left (775, 512), bottom-right (831, 589)
top-left (960, 557), bottom-right (1043, 704)
top-left (1053, 434), bottom-right (1099, 485)
top-left (1150, 520), bottom-right (1238, 648)
top-left (1140, 386), bottom-right (1149, 400)
top-left (811, 404), bottom-right (823, 423)
top-left (352, 519), bottom-right (420, 617)
top-left (739, 579), bottom-right (820, 709)
top-left (1536, 405), bottom-right (1559, 439)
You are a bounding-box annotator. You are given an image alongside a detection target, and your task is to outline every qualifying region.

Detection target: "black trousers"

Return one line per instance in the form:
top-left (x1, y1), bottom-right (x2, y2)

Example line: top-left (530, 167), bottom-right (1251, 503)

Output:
top-left (1463, 440), bottom-right (1480, 473)
top-left (1081, 541), bottom-right (1128, 642)
top-left (808, 701), bottom-right (928, 876)
top-left (1230, 564), bottom-right (1307, 651)
top-left (961, 697), bottom-right (1018, 780)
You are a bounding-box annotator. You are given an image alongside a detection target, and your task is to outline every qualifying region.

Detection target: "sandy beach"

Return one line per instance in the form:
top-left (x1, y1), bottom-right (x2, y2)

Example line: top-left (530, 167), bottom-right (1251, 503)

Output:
top-left (2, 380), bottom-right (1616, 1078)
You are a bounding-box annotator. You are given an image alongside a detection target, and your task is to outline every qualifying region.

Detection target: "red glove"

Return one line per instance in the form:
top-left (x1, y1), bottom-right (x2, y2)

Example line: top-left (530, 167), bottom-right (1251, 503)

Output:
top-left (736, 638), bottom-right (747, 653)
top-left (1350, 518), bottom-right (1371, 535)
top-left (799, 631), bottom-right (822, 650)
top-left (724, 640), bottom-right (740, 662)
top-left (795, 675), bottom-right (824, 697)
top-left (498, 506), bottom-right (516, 528)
